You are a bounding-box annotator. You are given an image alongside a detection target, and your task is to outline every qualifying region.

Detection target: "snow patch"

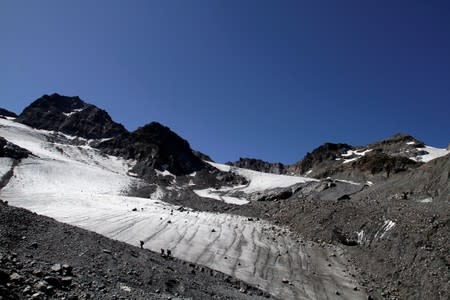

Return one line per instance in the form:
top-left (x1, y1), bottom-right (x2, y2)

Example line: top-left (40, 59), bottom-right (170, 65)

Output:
top-left (62, 108), bottom-right (85, 117)
top-left (193, 188), bottom-right (249, 205)
top-left (156, 169), bottom-right (176, 178)
top-left (341, 149), bottom-right (373, 164)
top-left (206, 161), bottom-right (316, 194)
top-left (357, 230), bottom-right (365, 245)
top-left (418, 197), bottom-right (433, 203)
top-left (334, 179), bottom-right (361, 186)
top-left (411, 146), bottom-right (450, 163)
top-left (375, 220), bottom-right (396, 239)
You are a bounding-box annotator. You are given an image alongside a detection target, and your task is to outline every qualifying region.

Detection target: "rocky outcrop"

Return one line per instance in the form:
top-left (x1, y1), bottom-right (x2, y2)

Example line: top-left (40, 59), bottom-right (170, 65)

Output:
top-left (16, 93), bottom-right (127, 139)
top-left (0, 108), bottom-right (17, 118)
top-left (367, 133), bottom-right (426, 159)
top-left (193, 150), bottom-right (214, 162)
top-left (226, 158), bottom-right (285, 174)
top-left (98, 122), bottom-right (207, 176)
top-left (289, 143), bottom-right (353, 175)
top-left (0, 137), bottom-right (31, 159)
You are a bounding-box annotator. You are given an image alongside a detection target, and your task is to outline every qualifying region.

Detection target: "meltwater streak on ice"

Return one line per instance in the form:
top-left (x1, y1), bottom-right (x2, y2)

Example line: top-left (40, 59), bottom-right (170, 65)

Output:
top-left (0, 118), bottom-right (366, 299)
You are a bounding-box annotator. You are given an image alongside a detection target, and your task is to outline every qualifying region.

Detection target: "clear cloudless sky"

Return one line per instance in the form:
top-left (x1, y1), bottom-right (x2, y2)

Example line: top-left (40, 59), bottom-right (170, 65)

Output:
top-left (1, 0), bottom-right (449, 163)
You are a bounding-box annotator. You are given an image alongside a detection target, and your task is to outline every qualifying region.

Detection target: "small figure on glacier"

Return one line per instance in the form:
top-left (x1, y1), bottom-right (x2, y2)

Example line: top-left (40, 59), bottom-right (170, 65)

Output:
top-left (161, 248), bottom-right (165, 257)
top-left (166, 249), bottom-right (172, 258)
top-left (140, 240), bottom-right (144, 249)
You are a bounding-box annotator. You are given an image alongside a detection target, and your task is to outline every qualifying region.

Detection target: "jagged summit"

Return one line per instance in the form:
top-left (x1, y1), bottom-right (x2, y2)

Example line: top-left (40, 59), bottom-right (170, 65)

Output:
top-left (16, 93), bottom-right (127, 139)
top-left (98, 121), bottom-right (207, 176)
top-left (226, 157), bottom-right (285, 174)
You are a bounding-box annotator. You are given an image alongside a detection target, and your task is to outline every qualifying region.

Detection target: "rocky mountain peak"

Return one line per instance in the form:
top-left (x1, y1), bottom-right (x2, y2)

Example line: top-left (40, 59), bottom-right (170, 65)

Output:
top-left (16, 94), bottom-right (127, 139)
top-left (292, 142), bottom-right (354, 174)
top-left (98, 122), bottom-right (207, 176)
top-left (226, 157), bottom-right (285, 174)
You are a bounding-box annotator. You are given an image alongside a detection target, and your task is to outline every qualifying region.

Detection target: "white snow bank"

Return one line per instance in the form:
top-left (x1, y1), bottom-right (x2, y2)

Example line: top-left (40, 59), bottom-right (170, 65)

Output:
top-left (418, 197), bottom-right (433, 203)
top-left (342, 149), bottom-right (373, 164)
top-left (206, 161), bottom-right (316, 194)
top-left (411, 146), bottom-right (450, 163)
top-left (193, 188), bottom-right (249, 205)
top-left (0, 118), bottom-right (141, 197)
top-left (63, 108), bottom-right (85, 117)
top-left (375, 220), bottom-right (396, 239)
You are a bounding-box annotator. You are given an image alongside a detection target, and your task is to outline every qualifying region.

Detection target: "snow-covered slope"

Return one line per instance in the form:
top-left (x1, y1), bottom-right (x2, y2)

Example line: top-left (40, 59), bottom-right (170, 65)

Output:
top-left (410, 145), bottom-right (450, 163)
top-left (207, 161), bottom-right (316, 192)
top-left (193, 161), bottom-right (317, 205)
top-left (0, 118), bottom-right (365, 299)
top-left (0, 118), bottom-right (140, 196)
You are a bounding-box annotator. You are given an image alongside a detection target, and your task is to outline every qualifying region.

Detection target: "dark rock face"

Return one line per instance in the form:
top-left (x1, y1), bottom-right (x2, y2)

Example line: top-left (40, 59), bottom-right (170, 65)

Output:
top-left (351, 152), bottom-right (418, 177)
top-left (98, 122), bottom-right (207, 176)
top-left (0, 108), bottom-right (17, 118)
top-left (0, 137), bottom-right (31, 159)
top-left (290, 143), bottom-right (353, 175)
top-left (193, 150), bottom-right (214, 162)
top-left (16, 93), bottom-right (127, 139)
top-left (226, 158), bottom-right (285, 174)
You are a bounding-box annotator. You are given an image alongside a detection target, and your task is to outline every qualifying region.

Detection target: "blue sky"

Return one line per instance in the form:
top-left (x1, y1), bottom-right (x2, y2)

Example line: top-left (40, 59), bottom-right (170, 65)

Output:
top-left (1, 1), bottom-right (449, 163)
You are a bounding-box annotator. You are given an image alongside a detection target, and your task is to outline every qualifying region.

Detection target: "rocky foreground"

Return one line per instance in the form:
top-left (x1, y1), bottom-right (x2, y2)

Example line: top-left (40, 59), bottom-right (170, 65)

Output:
top-left (0, 200), bottom-right (271, 300)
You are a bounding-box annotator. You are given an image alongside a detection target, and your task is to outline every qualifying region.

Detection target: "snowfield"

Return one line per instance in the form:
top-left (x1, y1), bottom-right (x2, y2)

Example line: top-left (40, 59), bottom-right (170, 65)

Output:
top-left (410, 145), bottom-right (450, 163)
top-left (0, 118), bottom-right (365, 299)
top-left (206, 161), bottom-right (316, 193)
top-left (193, 161), bottom-right (317, 205)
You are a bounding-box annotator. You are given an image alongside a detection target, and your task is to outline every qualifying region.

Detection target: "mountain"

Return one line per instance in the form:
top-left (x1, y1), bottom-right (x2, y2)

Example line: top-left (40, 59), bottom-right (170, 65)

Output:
top-left (227, 134), bottom-right (445, 183)
top-left (226, 157), bottom-right (286, 174)
top-left (98, 122), bottom-right (208, 177)
top-left (1, 94), bottom-right (449, 300)
top-left (0, 108), bottom-right (17, 118)
top-left (16, 93), bottom-right (127, 139)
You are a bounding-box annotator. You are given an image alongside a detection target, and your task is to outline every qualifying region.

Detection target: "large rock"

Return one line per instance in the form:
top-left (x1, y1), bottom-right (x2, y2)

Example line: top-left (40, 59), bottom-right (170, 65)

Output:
top-left (16, 93), bottom-right (127, 139)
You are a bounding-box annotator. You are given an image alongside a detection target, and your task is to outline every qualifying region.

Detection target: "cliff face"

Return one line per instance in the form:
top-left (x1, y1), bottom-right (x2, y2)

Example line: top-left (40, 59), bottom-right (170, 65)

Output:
top-left (16, 93), bottom-right (127, 139)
